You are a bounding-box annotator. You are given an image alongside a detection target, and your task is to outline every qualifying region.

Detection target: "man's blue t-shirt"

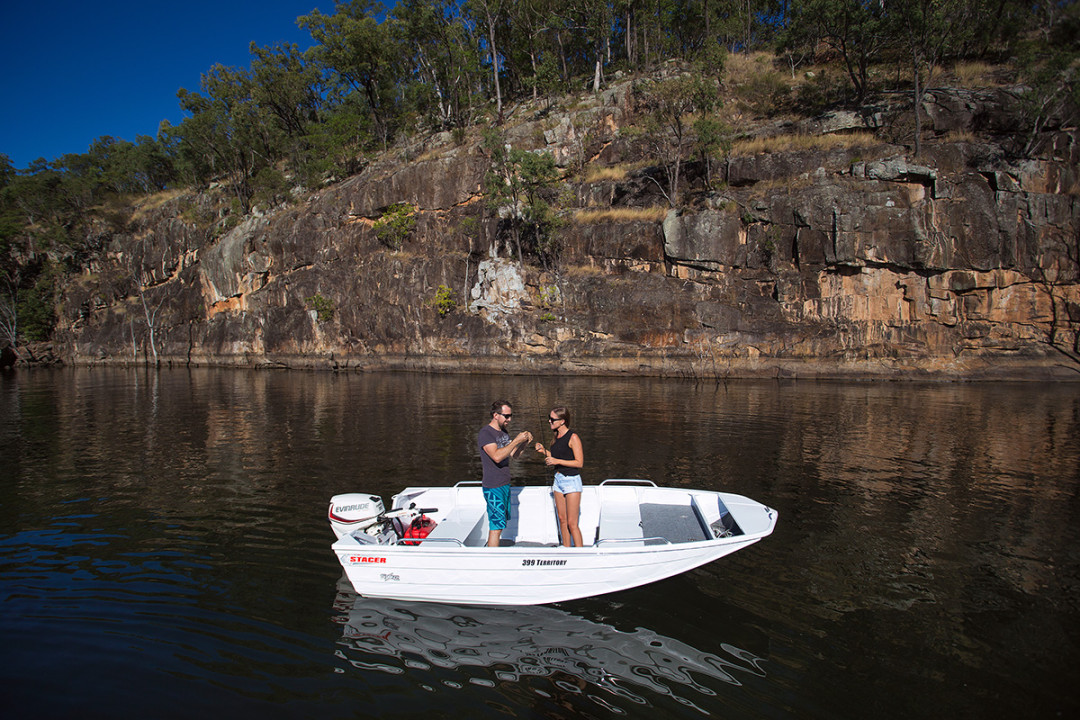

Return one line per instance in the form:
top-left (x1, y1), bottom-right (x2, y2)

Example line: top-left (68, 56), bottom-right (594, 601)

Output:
top-left (478, 424), bottom-right (511, 489)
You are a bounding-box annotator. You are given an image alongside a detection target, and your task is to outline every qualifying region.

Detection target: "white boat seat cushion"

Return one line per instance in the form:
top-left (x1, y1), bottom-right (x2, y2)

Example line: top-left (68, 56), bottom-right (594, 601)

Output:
top-left (597, 487), bottom-right (644, 545)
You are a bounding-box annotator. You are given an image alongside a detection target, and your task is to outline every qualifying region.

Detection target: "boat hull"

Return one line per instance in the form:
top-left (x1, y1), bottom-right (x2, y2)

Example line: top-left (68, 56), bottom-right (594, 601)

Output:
top-left (334, 534), bottom-right (763, 605)
top-left (331, 482), bottom-right (777, 605)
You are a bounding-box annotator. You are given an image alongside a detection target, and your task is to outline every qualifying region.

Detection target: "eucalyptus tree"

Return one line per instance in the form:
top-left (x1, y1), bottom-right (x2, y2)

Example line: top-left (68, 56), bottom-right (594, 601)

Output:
top-left (304, 95), bottom-right (373, 179)
top-left (300, 1), bottom-right (400, 149)
top-left (616, 0), bottom-right (673, 70)
top-left (465, 0), bottom-right (510, 120)
top-left (0, 277), bottom-right (16, 352)
top-left (887, 0), bottom-right (979, 157)
top-left (80, 136), bottom-right (172, 197)
top-left (0, 164), bottom-right (57, 347)
top-left (584, 0), bottom-right (615, 91)
top-left (130, 135), bottom-right (176, 194)
top-left (0, 264), bottom-right (57, 348)
top-left (507, 0), bottom-right (560, 101)
top-left (248, 42), bottom-right (324, 165)
top-left (0, 160), bottom-right (19, 350)
top-left (531, 0), bottom-right (610, 91)
top-left (781, 0), bottom-right (888, 104)
top-left (0, 160), bottom-right (63, 235)
top-left (1013, 1), bottom-right (1080, 157)
top-left (633, 72), bottom-right (721, 207)
top-left (390, 0), bottom-right (483, 129)
top-left (482, 129), bottom-right (560, 263)
top-left (176, 60), bottom-right (284, 212)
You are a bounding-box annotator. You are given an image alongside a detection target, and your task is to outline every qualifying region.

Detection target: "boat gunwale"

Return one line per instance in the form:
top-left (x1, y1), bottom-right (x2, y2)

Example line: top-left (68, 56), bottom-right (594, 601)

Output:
top-left (331, 527), bottom-right (771, 556)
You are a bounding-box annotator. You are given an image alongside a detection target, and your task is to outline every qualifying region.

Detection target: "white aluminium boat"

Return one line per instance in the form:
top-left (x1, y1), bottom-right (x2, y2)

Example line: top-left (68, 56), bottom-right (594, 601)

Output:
top-left (329, 480), bottom-right (778, 605)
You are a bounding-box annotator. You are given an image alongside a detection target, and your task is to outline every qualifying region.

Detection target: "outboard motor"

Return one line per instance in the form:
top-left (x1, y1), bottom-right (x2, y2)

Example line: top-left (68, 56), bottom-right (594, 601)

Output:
top-left (328, 493), bottom-right (385, 539)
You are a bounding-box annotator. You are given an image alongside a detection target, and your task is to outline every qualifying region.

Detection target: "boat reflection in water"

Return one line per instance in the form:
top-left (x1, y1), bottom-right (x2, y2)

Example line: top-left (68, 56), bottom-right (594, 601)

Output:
top-left (332, 578), bottom-right (767, 712)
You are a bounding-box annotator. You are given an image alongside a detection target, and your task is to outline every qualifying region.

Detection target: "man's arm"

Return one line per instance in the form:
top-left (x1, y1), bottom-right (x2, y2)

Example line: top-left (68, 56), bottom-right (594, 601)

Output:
top-left (483, 431), bottom-right (532, 463)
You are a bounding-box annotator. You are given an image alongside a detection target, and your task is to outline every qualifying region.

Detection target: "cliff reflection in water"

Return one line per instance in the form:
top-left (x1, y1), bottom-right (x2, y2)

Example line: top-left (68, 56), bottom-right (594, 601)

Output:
top-left (4, 368), bottom-right (1078, 718)
top-left (332, 579), bottom-right (766, 712)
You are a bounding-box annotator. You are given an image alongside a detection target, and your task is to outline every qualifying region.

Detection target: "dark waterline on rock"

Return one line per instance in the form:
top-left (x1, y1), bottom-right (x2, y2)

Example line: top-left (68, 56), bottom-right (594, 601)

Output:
top-left (2, 367), bottom-right (1078, 718)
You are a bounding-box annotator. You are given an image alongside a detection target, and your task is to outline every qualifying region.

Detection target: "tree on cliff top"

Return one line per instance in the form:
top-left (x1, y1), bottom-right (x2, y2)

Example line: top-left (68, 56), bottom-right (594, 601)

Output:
top-left (1013, 2), bottom-right (1080, 157)
top-left (301, 1), bottom-right (399, 150)
top-left (780, 0), bottom-right (889, 105)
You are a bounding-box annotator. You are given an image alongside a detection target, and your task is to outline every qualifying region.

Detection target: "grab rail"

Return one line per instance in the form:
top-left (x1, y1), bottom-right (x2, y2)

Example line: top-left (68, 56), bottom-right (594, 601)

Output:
top-left (599, 479), bottom-right (657, 487)
top-left (402, 537), bottom-right (465, 546)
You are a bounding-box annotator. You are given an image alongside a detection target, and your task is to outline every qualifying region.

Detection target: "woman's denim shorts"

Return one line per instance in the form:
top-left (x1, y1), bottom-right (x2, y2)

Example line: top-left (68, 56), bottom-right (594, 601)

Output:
top-left (553, 472), bottom-right (583, 494)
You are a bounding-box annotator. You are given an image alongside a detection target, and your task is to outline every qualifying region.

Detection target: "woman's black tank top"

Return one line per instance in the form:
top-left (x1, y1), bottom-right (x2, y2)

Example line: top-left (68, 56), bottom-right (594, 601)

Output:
top-left (550, 431), bottom-right (576, 467)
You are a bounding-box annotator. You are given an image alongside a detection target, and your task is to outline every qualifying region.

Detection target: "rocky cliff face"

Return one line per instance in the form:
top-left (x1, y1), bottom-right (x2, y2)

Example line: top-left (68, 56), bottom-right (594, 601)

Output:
top-left (56, 81), bottom-right (1080, 379)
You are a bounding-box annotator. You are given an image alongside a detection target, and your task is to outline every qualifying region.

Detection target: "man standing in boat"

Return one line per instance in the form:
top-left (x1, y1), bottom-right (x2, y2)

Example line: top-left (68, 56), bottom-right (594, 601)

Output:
top-left (478, 400), bottom-right (532, 547)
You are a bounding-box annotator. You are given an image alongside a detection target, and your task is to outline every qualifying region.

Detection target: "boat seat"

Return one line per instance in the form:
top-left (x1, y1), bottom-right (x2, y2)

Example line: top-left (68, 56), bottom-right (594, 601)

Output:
top-left (577, 490), bottom-right (601, 546)
top-left (597, 486), bottom-right (644, 546)
top-left (424, 503), bottom-right (487, 547)
top-left (507, 487), bottom-right (560, 546)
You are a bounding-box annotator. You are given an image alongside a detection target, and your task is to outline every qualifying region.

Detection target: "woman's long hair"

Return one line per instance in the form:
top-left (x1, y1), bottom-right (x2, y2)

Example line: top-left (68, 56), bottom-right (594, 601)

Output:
top-left (550, 406), bottom-right (570, 430)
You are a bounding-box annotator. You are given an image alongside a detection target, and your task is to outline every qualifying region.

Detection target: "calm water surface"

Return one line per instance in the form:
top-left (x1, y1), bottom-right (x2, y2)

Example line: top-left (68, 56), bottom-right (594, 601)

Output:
top-left (1, 368), bottom-right (1077, 718)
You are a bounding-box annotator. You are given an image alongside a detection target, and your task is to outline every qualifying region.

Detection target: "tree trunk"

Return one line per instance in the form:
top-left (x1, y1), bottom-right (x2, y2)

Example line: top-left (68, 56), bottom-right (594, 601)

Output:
top-left (486, 9), bottom-right (502, 121)
top-left (913, 49), bottom-right (923, 158)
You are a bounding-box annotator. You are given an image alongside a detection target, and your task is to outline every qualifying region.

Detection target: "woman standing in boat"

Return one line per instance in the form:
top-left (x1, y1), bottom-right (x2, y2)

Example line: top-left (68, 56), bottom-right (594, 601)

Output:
top-left (535, 406), bottom-right (584, 547)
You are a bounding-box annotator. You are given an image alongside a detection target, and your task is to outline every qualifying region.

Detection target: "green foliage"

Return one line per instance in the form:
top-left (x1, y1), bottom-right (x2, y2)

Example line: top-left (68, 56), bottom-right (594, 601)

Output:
top-left (1, 261), bottom-right (58, 344)
top-left (457, 215), bottom-right (480, 238)
top-left (793, 69), bottom-right (851, 114)
top-left (373, 202), bottom-right (417, 250)
top-left (392, 0), bottom-right (484, 130)
top-left (694, 115), bottom-right (733, 190)
top-left (306, 293), bottom-right (335, 322)
top-left (760, 231), bottom-right (778, 262)
top-left (430, 284), bottom-right (456, 317)
top-left (304, 98), bottom-right (374, 181)
top-left (538, 284), bottom-right (560, 310)
top-left (634, 73), bottom-right (722, 206)
top-left (1013, 2), bottom-right (1080, 156)
top-left (731, 65), bottom-right (789, 117)
top-left (251, 166), bottom-right (290, 209)
top-left (18, 270), bottom-right (56, 341)
top-left (300, 1), bottom-right (399, 149)
top-left (482, 128), bottom-right (561, 265)
top-left (781, 0), bottom-right (889, 104)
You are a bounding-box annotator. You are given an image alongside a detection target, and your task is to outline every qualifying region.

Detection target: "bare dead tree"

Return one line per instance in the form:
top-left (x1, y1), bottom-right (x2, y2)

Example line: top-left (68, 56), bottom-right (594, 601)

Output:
top-left (1033, 225), bottom-right (1080, 371)
top-left (0, 277), bottom-right (18, 354)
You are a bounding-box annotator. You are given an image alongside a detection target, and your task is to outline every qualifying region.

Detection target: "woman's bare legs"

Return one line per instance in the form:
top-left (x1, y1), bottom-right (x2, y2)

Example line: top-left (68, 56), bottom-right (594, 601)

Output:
top-left (554, 491), bottom-right (583, 547)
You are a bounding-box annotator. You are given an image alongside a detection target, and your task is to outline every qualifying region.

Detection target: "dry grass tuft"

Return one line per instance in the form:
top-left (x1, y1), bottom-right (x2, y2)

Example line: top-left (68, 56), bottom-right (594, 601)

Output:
top-left (942, 130), bottom-right (979, 144)
top-left (745, 176), bottom-right (816, 197)
top-left (725, 51), bottom-right (780, 85)
top-left (583, 161), bottom-right (653, 183)
top-left (732, 131), bottom-right (878, 156)
top-left (415, 146), bottom-right (450, 163)
top-left (131, 189), bottom-right (187, 220)
top-left (952, 62), bottom-right (1001, 88)
top-left (564, 263), bottom-right (607, 277)
top-left (585, 165), bottom-right (628, 182)
top-left (573, 206), bottom-right (669, 223)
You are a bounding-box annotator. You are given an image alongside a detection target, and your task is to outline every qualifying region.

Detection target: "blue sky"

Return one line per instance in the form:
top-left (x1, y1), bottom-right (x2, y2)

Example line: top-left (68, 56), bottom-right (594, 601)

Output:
top-left (1, 1), bottom-right (331, 170)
